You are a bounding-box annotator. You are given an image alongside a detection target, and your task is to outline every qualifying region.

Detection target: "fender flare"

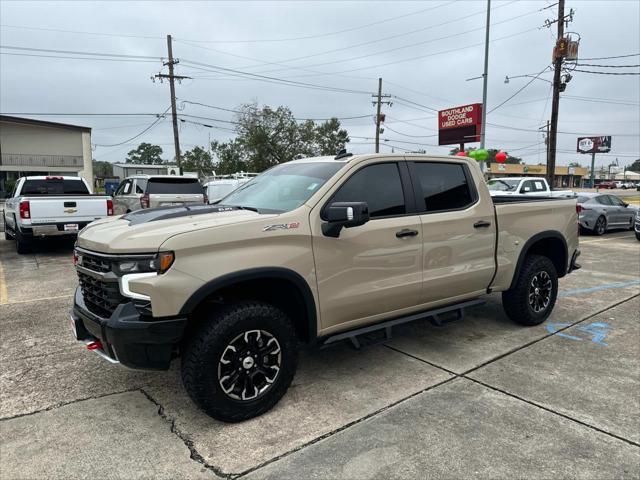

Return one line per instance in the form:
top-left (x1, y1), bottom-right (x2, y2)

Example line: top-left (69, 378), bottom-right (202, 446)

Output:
top-left (508, 230), bottom-right (568, 290)
top-left (179, 267), bottom-right (318, 343)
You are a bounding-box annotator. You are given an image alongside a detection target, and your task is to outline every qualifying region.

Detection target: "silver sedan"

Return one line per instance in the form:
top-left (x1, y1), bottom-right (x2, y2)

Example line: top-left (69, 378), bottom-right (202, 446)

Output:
top-left (577, 193), bottom-right (637, 235)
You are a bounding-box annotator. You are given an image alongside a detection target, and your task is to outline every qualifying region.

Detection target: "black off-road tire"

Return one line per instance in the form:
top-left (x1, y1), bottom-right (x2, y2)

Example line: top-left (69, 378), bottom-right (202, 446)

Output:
top-left (181, 301), bottom-right (298, 423)
top-left (635, 231), bottom-right (640, 241)
top-left (502, 254), bottom-right (558, 326)
top-left (593, 215), bottom-right (606, 236)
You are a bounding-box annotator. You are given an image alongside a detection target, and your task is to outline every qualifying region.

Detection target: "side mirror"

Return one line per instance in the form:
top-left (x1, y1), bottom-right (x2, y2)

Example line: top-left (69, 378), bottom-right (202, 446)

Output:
top-left (623, 202), bottom-right (629, 207)
top-left (521, 187), bottom-right (531, 193)
top-left (322, 202), bottom-right (370, 238)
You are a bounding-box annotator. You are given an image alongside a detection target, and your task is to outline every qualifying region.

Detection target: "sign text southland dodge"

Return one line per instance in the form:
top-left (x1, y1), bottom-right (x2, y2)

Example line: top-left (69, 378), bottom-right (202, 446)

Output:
top-left (438, 103), bottom-right (482, 146)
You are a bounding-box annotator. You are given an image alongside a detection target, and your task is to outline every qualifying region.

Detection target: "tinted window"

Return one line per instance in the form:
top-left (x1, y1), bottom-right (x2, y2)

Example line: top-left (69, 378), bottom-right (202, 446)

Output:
top-left (577, 196), bottom-right (592, 203)
top-left (332, 163), bottom-right (406, 218)
top-left (122, 180), bottom-right (132, 195)
top-left (413, 162), bottom-right (474, 212)
top-left (532, 180), bottom-right (547, 192)
top-left (21, 179), bottom-right (89, 195)
top-left (135, 178), bottom-right (147, 194)
top-left (596, 196), bottom-right (612, 205)
top-left (147, 178), bottom-right (203, 194)
top-left (608, 195), bottom-right (625, 206)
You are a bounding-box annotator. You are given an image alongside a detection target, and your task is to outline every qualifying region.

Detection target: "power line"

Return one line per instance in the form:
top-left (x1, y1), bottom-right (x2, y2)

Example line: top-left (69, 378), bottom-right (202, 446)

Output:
top-left (488, 66), bottom-right (551, 113)
top-left (179, 59), bottom-right (372, 94)
top-left (0, 112), bottom-right (167, 116)
top-left (393, 97), bottom-right (439, 113)
top-left (93, 107), bottom-right (170, 147)
top-left (0, 52), bottom-right (158, 63)
top-left (576, 63), bottom-right (640, 68)
top-left (179, 118), bottom-right (236, 132)
top-left (572, 69), bottom-right (640, 75)
top-left (0, 44), bottom-right (161, 60)
top-left (177, 2), bottom-right (456, 44)
top-left (0, 24), bottom-right (164, 40)
top-left (383, 125), bottom-right (438, 138)
top-left (578, 53), bottom-right (640, 60)
top-left (178, 99), bottom-right (372, 121)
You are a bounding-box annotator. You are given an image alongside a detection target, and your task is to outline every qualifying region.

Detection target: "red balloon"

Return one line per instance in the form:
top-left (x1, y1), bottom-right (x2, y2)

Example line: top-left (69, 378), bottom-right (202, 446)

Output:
top-left (455, 151), bottom-right (467, 157)
top-left (495, 151), bottom-right (507, 163)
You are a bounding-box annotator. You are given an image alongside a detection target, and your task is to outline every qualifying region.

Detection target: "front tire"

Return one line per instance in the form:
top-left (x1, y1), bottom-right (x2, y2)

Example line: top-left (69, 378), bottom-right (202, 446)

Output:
top-left (636, 231), bottom-right (640, 241)
top-left (181, 301), bottom-right (298, 423)
top-left (593, 215), bottom-right (606, 236)
top-left (502, 255), bottom-right (558, 326)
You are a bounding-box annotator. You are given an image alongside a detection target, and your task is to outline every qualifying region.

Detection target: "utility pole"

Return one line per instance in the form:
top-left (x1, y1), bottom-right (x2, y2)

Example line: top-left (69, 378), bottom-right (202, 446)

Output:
top-left (479, 0), bottom-right (491, 172)
top-left (547, 0), bottom-right (566, 188)
top-left (589, 152), bottom-right (596, 188)
top-left (372, 77), bottom-right (392, 153)
top-left (153, 35), bottom-right (190, 173)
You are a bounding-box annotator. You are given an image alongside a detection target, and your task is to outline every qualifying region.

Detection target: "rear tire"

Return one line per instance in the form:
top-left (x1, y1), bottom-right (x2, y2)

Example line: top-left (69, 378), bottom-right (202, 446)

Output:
top-left (593, 216), bottom-right (606, 236)
top-left (15, 231), bottom-right (31, 254)
top-left (635, 231), bottom-right (640, 241)
top-left (181, 301), bottom-right (298, 423)
top-left (502, 255), bottom-right (558, 326)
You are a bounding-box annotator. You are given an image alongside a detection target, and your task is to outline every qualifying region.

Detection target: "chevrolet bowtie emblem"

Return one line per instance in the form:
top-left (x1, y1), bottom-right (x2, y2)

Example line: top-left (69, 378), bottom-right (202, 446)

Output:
top-left (65, 208), bottom-right (77, 213)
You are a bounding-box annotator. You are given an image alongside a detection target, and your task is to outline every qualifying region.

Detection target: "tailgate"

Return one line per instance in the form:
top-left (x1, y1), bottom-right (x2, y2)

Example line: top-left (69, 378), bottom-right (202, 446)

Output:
top-left (149, 193), bottom-right (204, 207)
top-left (28, 197), bottom-right (109, 223)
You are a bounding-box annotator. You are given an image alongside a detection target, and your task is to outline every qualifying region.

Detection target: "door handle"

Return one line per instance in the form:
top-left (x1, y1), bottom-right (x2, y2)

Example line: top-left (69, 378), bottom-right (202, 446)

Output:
top-left (473, 220), bottom-right (491, 228)
top-left (396, 229), bottom-right (419, 238)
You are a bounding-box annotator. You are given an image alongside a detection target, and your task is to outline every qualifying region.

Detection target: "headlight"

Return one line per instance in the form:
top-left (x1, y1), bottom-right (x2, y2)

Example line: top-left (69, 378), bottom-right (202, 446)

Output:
top-left (113, 251), bottom-right (174, 275)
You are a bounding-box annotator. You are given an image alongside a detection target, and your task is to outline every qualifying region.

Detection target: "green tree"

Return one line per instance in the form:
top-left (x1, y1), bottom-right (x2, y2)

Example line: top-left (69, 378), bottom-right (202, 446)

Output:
top-left (211, 103), bottom-right (350, 173)
top-left (628, 158), bottom-right (640, 172)
top-left (568, 161), bottom-right (582, 168)
top-left (449, 147), bottom-right (522, 164)
top-left (92, 160), bottom-right (113, 177)
top-left (182, 146), bottom-right (214, 177)
top-left (126, 143), bottom-right (163, 164)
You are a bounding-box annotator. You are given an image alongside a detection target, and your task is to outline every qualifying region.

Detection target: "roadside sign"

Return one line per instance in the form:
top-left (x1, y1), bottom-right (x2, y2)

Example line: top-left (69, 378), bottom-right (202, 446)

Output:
top-left (438, 103), bottom-right (482, 146)
top-left (577, 136), bottom-right (611, 153)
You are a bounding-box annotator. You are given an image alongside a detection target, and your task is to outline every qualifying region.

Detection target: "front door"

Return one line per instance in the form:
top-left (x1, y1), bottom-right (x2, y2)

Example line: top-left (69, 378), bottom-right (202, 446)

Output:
top-left (310, 161), bottom-right (422, 333)
top-left (113, 179), bottom-right (134, 214)
top-left (407, 160), bottom-right (497, 304)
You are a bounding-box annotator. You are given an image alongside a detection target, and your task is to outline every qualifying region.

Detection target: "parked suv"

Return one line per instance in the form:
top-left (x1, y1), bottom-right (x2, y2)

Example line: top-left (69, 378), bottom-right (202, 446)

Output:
top-left (71, 153), bottom-right (580, 422)
top-left (112, 175), bottom-right (205, 214)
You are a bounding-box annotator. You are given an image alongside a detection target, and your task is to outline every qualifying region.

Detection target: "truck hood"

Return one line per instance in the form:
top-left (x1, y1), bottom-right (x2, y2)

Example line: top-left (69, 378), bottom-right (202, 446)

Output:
top-left (77, 205), bottom-right (269, 253)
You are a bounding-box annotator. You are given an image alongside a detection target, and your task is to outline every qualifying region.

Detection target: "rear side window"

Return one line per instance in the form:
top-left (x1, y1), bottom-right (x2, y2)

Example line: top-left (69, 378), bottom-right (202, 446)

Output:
top-left (412, 162), bottom-right (474, 212)
top-left (21, 179), bottom-right (89, 195)
top-left (135, 178), bottom-right (148, 194)
top-left (331, 163), bottom-right (406, 218)
top-left (595, 196), bottom-right (612, 205)
top-left (146, 178), bottom-right (203, 194)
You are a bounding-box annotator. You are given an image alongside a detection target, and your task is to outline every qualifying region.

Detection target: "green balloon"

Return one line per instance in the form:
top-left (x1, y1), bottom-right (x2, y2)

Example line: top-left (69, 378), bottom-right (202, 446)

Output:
top-left (468, 150), bottom-right (478, 159)
top-left (475, 149), bottom-right (489, 161)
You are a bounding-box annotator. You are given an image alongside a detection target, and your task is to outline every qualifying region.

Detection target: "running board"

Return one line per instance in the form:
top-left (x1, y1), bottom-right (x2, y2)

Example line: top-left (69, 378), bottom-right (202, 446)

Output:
top-left (321, 299), bottom-right (485, 349)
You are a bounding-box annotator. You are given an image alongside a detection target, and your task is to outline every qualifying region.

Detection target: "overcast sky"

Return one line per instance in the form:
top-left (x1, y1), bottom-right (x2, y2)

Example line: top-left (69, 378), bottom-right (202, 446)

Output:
top-left (1, 0), bottom-right (639, 169)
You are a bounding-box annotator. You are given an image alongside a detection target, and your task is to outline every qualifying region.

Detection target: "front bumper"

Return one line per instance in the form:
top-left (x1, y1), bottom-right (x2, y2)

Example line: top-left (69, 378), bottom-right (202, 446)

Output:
top-left (71, 287), bottom-right (187, 370)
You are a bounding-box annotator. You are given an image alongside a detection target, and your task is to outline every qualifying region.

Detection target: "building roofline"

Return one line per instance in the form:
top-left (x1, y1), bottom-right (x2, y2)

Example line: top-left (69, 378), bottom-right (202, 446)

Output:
top-left (0, 115), bottom-right (91, 133)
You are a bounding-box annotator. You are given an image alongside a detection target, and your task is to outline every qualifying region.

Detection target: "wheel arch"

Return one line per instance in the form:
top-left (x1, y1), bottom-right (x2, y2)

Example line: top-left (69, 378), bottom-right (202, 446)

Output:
top-left (179, 267), bottom-right (318, 344)
top-left (509, 231), bottom-right (568, 290)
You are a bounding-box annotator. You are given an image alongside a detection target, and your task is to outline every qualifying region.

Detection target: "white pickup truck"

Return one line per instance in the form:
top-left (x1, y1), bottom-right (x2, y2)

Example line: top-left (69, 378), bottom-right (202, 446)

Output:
top-left (487, 177), bottom-right (575, 198)
top-left (3, 176), bottom-right (113, 253)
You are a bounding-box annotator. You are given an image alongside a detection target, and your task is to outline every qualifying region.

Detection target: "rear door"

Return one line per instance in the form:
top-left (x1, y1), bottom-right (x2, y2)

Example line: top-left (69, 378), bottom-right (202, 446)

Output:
top-left (112, 179), bottom-right (135, 214)
top-left (146, 178), bottom-right (204, 207)
top-left (408, 160), bottom-right (496, 304)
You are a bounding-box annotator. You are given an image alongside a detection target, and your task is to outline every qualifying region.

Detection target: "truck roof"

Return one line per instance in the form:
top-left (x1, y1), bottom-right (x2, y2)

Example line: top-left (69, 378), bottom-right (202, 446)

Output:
top-left (288, 153), bottom-right (466, 164)
top-left (126, 175), bottom-right (200, 180)
top-left (490, 177), bottom-right (545, 182)
top-left (20, 176), bottom-right (84, 181)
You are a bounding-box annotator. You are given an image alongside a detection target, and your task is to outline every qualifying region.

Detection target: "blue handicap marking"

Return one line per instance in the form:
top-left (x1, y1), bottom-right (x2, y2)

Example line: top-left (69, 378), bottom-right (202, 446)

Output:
top-left (545, 322), bottom-right (611, 346)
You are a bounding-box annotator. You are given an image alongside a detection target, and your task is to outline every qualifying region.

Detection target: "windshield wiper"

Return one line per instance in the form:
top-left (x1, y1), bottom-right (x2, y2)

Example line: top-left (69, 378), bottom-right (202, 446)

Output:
top-left (223, 204), bottom-right (260, 213)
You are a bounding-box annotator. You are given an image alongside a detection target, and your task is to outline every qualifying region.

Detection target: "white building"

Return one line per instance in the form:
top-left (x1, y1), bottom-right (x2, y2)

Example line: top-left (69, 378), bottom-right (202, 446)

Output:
top-left (0, 115), bottom-right (93, 196)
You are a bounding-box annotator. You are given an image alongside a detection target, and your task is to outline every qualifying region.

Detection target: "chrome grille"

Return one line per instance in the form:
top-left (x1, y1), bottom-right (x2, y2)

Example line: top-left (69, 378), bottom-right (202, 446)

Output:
top-left (79, 252), bottom-right (111, 273)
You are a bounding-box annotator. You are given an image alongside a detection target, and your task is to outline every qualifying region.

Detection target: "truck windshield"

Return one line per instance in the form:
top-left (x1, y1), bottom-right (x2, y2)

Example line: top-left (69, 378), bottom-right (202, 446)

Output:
top-left (220, 162), bottom-right (345, 213)
top-left (487, 179), bottom-right (520, 191)
top-left (22, 179), bottom-right (89, 195)
top-left (146, 178), bottom-right (203, 194)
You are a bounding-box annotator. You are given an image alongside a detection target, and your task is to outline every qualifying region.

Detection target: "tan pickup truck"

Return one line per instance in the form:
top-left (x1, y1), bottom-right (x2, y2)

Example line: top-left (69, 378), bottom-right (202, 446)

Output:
top-left (70, 153), bottom-right (580, 422)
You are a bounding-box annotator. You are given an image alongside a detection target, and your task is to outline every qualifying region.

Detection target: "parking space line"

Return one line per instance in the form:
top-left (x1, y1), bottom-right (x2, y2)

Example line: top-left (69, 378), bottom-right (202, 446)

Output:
top-left (558, 280), bottom-right (640, 298)
top-left (580, 233), bottom-right (636, 244)
top-left (2, 294), bottom-right (74, 306)
top-left (0, 259), bottom-right (8, 305)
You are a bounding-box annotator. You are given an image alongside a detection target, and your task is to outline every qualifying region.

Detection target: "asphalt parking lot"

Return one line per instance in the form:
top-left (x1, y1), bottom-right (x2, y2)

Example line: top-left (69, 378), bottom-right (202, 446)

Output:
top-left (0, 228), bottom-right (639, 479)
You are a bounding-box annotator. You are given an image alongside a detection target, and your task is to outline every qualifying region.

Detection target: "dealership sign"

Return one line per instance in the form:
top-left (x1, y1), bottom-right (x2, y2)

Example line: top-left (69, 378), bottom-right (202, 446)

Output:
top-left (577, 136), bottom-right (611, 154)
top-left (438, 103), bottom-right (482, 146)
